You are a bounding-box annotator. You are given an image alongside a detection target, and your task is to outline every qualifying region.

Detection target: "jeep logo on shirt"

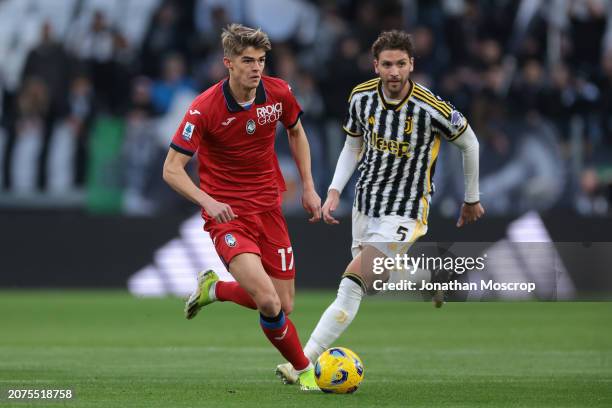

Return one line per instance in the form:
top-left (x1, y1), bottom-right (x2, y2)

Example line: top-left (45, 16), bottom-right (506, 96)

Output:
top-left (371, 132), bottom-right (411, 158)
top-left (256, 102), bottom-right (282, 125)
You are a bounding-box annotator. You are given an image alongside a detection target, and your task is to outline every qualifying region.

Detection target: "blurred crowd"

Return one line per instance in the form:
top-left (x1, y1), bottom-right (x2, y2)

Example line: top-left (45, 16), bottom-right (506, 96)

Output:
top-left (0, 0), bottom-right (611, 217)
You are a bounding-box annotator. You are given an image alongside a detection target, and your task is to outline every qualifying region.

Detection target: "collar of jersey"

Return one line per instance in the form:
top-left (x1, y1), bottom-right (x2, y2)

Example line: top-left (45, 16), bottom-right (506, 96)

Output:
top-left (377, 79), bottom-right (414, 111)
top-left (223, 78), bottom-right (267, 112)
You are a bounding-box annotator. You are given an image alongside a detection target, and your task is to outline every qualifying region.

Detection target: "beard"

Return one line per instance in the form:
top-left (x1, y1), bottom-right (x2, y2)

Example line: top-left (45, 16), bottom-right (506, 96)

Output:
top-left (384, 77), bottom-right (409, 98)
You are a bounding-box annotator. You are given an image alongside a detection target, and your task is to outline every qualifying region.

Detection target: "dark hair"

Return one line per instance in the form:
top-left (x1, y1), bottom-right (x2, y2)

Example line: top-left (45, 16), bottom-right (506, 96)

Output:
top-left (221, 23), bottom-right (272, 57)
top-left (371, 30), bottom-right (415, 59)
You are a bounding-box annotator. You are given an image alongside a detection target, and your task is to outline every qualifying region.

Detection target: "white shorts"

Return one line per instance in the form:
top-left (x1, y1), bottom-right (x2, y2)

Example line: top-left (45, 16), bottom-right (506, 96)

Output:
top-left (351, 207), bottom-right (428, 258)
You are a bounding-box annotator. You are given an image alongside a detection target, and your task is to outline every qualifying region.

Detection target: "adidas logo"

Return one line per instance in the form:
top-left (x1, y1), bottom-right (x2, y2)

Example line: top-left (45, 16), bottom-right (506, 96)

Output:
top-left (128, 213), bottom-right (233, 297)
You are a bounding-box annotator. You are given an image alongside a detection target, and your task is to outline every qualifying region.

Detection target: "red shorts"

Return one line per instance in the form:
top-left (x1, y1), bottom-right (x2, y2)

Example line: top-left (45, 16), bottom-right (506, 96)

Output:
top-left (204, 206), bottom-right (295, 280)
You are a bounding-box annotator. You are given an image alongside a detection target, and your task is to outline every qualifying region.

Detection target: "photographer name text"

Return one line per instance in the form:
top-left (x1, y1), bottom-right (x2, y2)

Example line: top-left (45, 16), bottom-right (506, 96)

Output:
top-left (373, 279), bottom-right (536, 293)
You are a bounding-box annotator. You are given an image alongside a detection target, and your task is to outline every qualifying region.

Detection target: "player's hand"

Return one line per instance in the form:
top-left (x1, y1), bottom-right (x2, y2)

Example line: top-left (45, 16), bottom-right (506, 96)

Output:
top-left (302, 187), bottom-right (322, 223)
top-left (456, 202), bottom-right (485, 227)
top-left (202, 197), bottom-right (237, 224)
top-left (322, 189), bottom-right (341, 225)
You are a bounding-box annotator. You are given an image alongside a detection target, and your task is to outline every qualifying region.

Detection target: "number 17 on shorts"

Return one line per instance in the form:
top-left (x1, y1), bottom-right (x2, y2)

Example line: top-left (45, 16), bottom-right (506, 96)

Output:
top-left (277, 247), bottom-right (294, 272)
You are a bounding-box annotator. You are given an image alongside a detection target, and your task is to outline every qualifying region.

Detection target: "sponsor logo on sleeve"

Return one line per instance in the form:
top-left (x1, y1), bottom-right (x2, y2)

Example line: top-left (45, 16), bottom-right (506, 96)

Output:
top-left (182, 122), bottom-right (195, 141)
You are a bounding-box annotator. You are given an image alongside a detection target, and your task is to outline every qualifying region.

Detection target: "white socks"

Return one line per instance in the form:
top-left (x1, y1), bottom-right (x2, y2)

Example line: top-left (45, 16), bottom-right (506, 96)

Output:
top-left (208, 281), bottom-right (217, 301)
top-left (303, 278), bottom-right (364, 362)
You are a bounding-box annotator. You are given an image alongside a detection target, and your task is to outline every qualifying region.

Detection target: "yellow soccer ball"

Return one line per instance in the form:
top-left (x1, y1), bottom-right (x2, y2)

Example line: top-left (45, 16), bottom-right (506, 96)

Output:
top-left (314, 347), bottom-right (364, 393)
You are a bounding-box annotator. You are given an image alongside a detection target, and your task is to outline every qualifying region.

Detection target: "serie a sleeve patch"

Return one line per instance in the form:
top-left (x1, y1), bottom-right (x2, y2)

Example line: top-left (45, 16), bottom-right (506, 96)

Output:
top-left (182, 122), bottom-right (195, 141)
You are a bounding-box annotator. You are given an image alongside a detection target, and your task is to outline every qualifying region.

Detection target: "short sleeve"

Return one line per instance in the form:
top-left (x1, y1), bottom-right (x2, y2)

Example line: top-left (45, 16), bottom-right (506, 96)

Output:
top-left (342, 93), bottom-right (363, 137)
top-left (432, 106), bottom-right (468, 141)
top-left (280, 82), bottom-right (303, 129)
top-left (170, 102), bottom-right (205, 156)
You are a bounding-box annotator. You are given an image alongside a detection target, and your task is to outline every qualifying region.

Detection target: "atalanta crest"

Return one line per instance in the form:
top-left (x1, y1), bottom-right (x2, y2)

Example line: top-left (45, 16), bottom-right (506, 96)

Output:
top-left (246, 119), bottom-right (256, 135)
top-left (224, 233), bottom-right (237, 247)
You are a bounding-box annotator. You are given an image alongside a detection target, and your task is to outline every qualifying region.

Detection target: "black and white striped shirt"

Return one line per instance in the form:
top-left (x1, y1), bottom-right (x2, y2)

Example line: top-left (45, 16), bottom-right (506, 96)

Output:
top-left (342, 78), bottom-right (468, 222)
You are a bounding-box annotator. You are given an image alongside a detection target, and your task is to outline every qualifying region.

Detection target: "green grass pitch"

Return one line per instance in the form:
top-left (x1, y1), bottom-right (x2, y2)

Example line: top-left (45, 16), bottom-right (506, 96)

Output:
top-left (0, 291), bottom-right (611, 407)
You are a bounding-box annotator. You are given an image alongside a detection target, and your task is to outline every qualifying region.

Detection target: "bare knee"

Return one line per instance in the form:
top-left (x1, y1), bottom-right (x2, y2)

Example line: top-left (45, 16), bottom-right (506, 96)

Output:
top-left (349, 248), bottom-right (390, 293)
top-left (281, 299), bottom-right (294, 315)
top-left (254, 291), bottom-right (281, 316)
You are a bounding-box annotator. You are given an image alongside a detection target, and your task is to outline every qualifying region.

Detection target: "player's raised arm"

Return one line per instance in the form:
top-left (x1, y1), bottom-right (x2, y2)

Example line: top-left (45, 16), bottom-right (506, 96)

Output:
top-left (286, 119), bottom-right (321, 223)
top-left (449, 125), bottom-right (485, 227)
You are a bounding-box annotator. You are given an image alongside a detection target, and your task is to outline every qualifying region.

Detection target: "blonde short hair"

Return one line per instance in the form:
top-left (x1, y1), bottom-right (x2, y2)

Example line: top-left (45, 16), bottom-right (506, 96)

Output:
top-left (221, 24), bottom-right (272, 57)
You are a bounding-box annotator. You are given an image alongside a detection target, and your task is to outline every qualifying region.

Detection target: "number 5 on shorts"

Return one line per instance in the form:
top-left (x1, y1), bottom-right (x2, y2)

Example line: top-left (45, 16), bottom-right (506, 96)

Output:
top-left (396, 226), bottom-right (409, 241)
top-left (277, 247), bottom-right (294, 271)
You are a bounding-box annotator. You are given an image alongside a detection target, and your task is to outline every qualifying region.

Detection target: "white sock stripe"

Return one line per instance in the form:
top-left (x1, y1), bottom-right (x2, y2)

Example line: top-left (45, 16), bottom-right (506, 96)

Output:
top-left (209, 281), bottom-right (217, 301)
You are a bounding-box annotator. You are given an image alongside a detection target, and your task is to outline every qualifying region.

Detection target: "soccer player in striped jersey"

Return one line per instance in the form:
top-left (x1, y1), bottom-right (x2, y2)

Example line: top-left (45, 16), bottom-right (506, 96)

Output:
top-left (276, 30), bottom-right (484, 384)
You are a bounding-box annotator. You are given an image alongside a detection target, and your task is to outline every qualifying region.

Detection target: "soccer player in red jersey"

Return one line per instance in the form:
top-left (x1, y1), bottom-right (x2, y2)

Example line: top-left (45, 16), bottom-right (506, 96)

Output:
top-left (162, 24), bottom-right (321, 390)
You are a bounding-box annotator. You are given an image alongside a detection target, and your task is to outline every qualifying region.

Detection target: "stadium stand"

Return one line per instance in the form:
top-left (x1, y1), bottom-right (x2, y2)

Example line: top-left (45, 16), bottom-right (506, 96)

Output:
top-left (0, 0), bottom-right (610, 217)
